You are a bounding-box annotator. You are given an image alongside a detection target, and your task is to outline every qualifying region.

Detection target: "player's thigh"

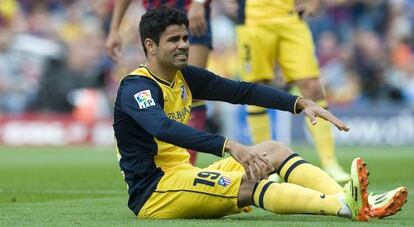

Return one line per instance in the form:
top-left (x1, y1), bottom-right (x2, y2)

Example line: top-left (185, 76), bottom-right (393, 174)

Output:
top-left (277, 19), bottom-right (320, 83)
top-left (236, 25), bottom-right (277, 82)
top-left (138, 167), bottom-right (243, 219)
top-left (206, 157), bottom-right (244, 172)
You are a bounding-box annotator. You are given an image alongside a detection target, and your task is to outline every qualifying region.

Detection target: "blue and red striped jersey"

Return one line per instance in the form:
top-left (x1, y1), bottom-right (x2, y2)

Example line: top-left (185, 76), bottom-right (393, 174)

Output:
top-left (143, 0), bottom-right (211, 12)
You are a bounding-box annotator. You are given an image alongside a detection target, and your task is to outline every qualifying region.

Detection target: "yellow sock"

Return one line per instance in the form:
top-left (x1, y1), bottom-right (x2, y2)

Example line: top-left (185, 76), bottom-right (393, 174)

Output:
top-left (253, 180), bottom-right (342, 215)
top-left (276, 154), bottom-right (343, 194)
top-left (305, 100), bottom-right (337, 168)
top-left (246, 105), bottom-right (271, 144)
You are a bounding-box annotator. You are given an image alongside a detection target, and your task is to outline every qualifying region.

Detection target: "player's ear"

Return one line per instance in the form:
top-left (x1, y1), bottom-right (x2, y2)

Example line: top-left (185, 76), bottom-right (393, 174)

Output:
top-left (144, 38), bottom-right (157, 56)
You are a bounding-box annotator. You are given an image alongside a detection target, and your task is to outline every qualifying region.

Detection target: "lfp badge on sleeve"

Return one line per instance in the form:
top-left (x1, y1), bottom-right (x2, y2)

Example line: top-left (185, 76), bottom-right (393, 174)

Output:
top-left (134, 90), bottom-right (156, 109)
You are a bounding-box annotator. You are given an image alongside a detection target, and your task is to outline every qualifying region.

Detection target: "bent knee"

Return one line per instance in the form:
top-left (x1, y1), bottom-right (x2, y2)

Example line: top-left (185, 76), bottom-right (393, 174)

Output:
top-left (255, 141), bottom-right (294, 166)
top-left (260, 140), bottom-right (293, 153)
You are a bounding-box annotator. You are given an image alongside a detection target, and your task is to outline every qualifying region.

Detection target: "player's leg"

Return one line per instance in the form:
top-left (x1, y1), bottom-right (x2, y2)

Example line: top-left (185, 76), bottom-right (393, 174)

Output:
top-left (236, 25), bottom-right (277, 145)
top-left (216, 141), bottom-right (344, 216)
top-left (186, 8), bottom-right (212, 165)
top-left (237, 150), bottom-right (370, 221)
top-left (137, 166), bottom-right (245, 219)
top-left (208, 141), bottom-right (406, 220)
top-left (277, 18), bottom-right (349, 183)
top-left (208, 140), bottom-right (342, 194)
top-left (238, 178), bottom-right (345, 217)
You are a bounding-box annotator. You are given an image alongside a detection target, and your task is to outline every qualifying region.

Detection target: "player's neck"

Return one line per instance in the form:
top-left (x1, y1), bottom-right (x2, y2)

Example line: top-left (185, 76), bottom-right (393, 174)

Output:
top-left (145, 61), bottom-right (176, 83)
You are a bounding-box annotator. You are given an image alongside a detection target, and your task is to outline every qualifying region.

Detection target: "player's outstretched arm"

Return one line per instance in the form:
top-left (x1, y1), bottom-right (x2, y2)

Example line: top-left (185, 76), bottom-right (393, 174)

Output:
top-left (106, 0), bottom-right (132, 60)
top-left (225, 140), bottom-right (273, 182)
top-left (296, 98), bottom-right (350, 132)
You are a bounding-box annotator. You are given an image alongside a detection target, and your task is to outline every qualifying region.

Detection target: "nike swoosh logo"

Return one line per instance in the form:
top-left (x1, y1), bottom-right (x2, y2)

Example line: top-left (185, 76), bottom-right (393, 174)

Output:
top-left (320, 194), bottom-right (326, 199)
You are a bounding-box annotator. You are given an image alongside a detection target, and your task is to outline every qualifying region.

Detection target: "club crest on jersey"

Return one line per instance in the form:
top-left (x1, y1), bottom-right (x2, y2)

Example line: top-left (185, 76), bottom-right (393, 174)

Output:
top-left (134, 90), bottom-right (155, 109)
top-left (180, 85), bottom-right (187, 100)
top-left (218, 176), bottom-right (231, 187)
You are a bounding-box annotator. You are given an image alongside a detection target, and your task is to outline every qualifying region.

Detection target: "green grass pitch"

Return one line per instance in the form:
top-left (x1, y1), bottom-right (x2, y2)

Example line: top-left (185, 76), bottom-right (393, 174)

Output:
top-left (0, 145), bottom-right (413, 226)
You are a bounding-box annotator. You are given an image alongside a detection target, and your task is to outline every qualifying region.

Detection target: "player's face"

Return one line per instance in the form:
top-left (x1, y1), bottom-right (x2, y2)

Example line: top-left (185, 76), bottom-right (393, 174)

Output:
top-left (156, 24), bottom-right (189, 69)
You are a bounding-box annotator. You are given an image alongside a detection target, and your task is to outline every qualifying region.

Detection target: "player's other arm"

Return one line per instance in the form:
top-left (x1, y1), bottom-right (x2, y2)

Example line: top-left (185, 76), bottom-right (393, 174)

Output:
top-left (106, 0), bottom-right (132, 60)
top-left (295, 0), bottom-right (322, 20)
top-left (118, 77), bottom-right (227, 156)
top-left (188, 0), bottom-right (207, 37)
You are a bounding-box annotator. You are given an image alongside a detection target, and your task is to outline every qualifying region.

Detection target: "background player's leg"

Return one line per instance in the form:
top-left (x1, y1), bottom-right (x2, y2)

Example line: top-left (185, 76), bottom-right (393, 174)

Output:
top-left (187, 44), bottom-right (210, 165)
top-left (246, 105), bottom-right (272, 144)
top-left (277, 20), bottom-right (349, 183)
top-left (235, 25), bottom-right (276, 146)
top-left (294, 78), bottom-right (350, 183)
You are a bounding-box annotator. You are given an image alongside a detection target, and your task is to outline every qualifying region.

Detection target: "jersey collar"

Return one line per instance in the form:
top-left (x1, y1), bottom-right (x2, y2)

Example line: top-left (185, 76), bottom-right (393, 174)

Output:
top-left (140, 64), bottom-right (176, 88)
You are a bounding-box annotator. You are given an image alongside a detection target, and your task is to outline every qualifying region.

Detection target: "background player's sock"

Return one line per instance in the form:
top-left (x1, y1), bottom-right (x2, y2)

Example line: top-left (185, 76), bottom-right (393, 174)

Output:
top-left (305, 99), bottom-right (334, 167)
top-left (246, 105), bottom-right (271, 144)
top-left (253, 180), bottom-right (342, 215)
top-left (306, 116), bottom-right (336, 167)
top-left (305, 99), bottom-right (350, 182)
top-left (187, 101), bottom-right (207, 165)
top-left (276, 153), bottom-right (343, 194)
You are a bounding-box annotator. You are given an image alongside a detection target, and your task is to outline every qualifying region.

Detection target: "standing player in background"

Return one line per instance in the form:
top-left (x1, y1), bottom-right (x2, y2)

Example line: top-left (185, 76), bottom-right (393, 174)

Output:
top-left (235, 0), bottom-right (351, 182)
top-left (106, 0), bottom-right (212, 165)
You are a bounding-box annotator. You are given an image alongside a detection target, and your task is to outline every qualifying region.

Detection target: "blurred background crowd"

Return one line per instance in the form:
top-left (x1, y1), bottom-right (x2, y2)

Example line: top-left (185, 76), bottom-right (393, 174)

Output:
top-left (0, 0), bottom-right (413, 120)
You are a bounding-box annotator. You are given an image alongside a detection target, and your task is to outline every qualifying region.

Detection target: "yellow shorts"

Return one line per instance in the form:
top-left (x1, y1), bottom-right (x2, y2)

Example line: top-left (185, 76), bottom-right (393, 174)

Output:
top-left (236, 16), bottom-right (320, 83)
top-left (137, 158), bottom-right (245, 219)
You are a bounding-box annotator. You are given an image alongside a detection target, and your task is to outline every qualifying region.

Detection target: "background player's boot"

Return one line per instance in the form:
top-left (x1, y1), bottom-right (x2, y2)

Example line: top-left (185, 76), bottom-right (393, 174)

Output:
top-left (369, 186), bottom-right (408, 219)
top-left (339, 157), bottom-right (370, 221)
top-left (323, 161), bottom-right (351, 183)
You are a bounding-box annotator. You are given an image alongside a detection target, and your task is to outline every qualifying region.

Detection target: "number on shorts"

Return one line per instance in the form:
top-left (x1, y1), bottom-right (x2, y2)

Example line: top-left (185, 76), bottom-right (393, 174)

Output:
top-left (193, 171), bottom-right (221, 187)
top-left (243, 43), bottom-right (251, 62)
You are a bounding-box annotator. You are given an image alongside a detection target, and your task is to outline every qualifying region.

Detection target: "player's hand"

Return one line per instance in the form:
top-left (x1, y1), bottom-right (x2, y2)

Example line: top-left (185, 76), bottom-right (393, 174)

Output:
top-left (106, 30), bottom-right (122, 61)
top-left (294, 0), bottom-right (321, 20)
top-left (296, 98), bottom-right (350, 132)
top-left (188, 1), bottom-right (207, 37)
top-left (225, 140), bottom-right (273, 182)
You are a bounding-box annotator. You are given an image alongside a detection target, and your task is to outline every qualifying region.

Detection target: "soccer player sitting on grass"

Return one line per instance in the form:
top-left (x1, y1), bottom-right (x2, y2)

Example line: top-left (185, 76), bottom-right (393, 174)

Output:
top-left (113, 6), bottom-right (407, 220)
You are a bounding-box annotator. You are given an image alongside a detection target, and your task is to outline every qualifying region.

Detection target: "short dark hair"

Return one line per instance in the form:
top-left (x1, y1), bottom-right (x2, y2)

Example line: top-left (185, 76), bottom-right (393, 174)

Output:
top-left (139, 5), bottom-right (189, 56)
